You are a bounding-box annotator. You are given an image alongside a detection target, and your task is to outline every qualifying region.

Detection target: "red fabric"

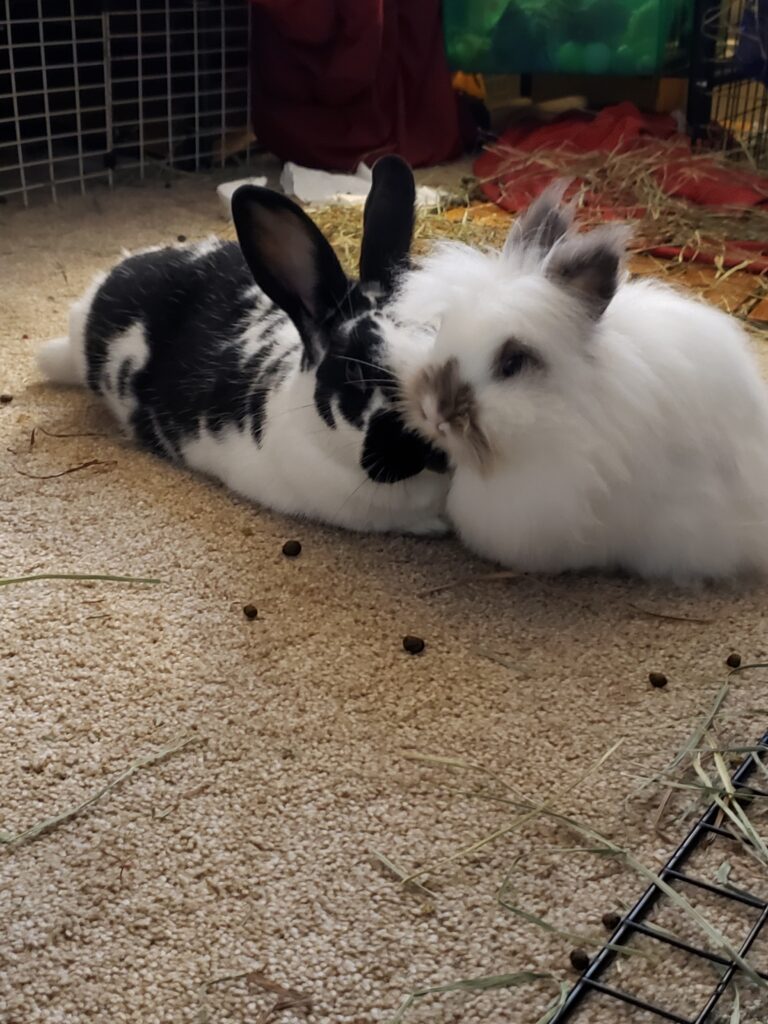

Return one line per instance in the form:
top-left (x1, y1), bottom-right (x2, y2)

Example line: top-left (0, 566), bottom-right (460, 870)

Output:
top-left (248, 0), bottom-right (463, 171)
top-left (475, 102), bottom-right (768, 272)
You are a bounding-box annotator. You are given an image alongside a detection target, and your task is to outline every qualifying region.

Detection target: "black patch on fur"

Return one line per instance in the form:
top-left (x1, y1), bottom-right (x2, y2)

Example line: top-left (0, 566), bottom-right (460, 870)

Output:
top-left (317, 313), bottom-right (388, 431)
top-left (312, 297), bottom-right (380, 430)
top-left (362, 409), bottom-right (448, 483)
top-left (117, 358), bottom-right (133, 399)
top-left (424, 447), bottom-right (449, 474)
top-left (132, 407), bottom-right (166, 456)
top-left (313, 378), bottom-right (336, 429)
top-left (84, 242), bottom-right (293, 450)
top-left (248, 345), bottom-right (295, 445)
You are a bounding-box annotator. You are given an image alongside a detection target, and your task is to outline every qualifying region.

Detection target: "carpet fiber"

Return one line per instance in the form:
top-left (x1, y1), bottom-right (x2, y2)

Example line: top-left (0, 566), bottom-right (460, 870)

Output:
top-left (2, 177), bottom-right (768, 1024)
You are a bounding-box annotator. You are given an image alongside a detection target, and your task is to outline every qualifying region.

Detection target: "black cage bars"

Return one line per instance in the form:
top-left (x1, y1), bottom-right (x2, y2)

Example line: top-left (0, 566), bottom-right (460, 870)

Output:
top-left (688, 0), bottom-right (768, 166)
top-left (549, 730), bottom-right (768, 1023)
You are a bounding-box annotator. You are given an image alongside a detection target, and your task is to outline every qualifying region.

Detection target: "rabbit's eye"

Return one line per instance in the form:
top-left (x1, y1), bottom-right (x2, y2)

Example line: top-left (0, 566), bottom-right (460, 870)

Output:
top-left (495, 340), bottom-right (541, 381)
top-left (499, 351), bottom-right (528, 378)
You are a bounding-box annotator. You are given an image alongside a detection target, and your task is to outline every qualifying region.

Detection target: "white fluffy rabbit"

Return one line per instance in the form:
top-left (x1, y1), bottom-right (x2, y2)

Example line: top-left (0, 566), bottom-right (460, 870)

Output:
top-left (399, 183), bottom-right (768, 581)
top-left (37, 156), bottom-right (449, 535)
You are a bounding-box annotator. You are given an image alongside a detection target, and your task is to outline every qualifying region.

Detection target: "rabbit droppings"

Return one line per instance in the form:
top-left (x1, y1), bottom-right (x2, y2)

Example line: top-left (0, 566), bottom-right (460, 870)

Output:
top-left (399, 183), bottom-right (768, 582)
top-left (37, 157), bottom-right (449, 535)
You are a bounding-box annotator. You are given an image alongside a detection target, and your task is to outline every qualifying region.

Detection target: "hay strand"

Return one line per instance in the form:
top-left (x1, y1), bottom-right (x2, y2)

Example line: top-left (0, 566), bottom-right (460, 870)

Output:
top-left (399, 741), bottom-right (622, 885)
top-left (0, 572), bottom-right (161, 587)
top-left (477, 136), bottom-right (768, 262)
top-left (388, 970), bottom-right (564, 1024)
top-left (0, 734), bottom-right (196, 847)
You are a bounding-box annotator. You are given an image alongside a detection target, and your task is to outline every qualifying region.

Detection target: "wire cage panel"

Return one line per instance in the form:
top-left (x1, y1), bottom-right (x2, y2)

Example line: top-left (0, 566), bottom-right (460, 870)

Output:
top-left (549, 730), bottom-right (768, 1024)
top-left (0, 0), bottom-right (253, 205)
top-left (689, 0), bottom-right (768, 166)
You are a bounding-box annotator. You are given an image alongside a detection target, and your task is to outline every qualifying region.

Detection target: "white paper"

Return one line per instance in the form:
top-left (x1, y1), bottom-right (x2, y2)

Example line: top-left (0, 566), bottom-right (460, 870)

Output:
top-left (216, 176), bottom-right (268, 218)
top-left (218, 163), bottom-right (448, 220)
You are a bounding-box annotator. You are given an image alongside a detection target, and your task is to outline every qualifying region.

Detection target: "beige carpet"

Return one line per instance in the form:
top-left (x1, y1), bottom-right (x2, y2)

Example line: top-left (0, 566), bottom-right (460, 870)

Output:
top-left (2, 176), bottom-right (768, 1024)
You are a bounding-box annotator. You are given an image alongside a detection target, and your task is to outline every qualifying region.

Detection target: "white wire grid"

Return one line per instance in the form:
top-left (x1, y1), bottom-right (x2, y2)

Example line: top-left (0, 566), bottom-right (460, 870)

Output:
top-left (1, 0), bottom-right (253, 205)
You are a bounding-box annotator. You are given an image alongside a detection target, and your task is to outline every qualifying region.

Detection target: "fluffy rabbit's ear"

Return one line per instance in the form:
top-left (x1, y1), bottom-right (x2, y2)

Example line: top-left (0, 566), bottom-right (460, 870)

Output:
top-left (544, 223), bottom-right (631, 318)
top-left (503, 179), bottom-right (573, 261)
top-left (359, 155), bottom-right (416, 292)
top-left (231, 185), bottom-right (349, 363)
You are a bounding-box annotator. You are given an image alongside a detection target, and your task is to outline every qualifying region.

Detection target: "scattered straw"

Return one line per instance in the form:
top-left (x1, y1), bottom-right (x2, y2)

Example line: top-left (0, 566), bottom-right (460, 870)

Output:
top-left (388, 970), bottom-right (567, 1024)
top-left (477, 137), bottom-right (768, 262)
top-left (0, 734), bottom-right (196, 847)
top-left (420, 775), bottom-right (766, 989)
top-left (13, 458), bottom-right (116, 479)
top-left (307, 203), bottom-right (511, 280)
top-left (626, 603), bottom-right (716, 625)
top-left (293, 163), bottom-right (768, 329)
top-left (637, 680), bottom-right (732, 800)
top-left (497, 866), bottom-right (660, 965)
top-left (474, 648), bottom-right (520, 671)
top-left (732, 985), bottom-right (742, 1024)
top-left (530, 806), bottom-right (767, 988)
top-left (199, 969), bottom-right (311, 1024)
top-left (398, 741), bottom-right (622, 886)
top-left (388, 687), bottom-right (768, 1018)
top-left (692, 748), bottom-right (768, 870)
top-left (35, 426), bottom-right (118, 440)
top-left (417, 570), bottom-right (523, 598)
top-left (0, 572), bottom-right (161, 587)
top-left (370, 848), bottom-right (436, 900)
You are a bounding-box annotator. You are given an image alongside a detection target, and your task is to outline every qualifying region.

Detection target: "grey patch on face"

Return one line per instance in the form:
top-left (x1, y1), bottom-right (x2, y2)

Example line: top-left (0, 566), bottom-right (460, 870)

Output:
top-left (432, 358), bottom-right (476, 424)
top-left (492, 338), bottom-right (545, 381)
top-left (101, 370), bottom-right (113, 392)
top-left (411, 357), bottom-right (493, 467)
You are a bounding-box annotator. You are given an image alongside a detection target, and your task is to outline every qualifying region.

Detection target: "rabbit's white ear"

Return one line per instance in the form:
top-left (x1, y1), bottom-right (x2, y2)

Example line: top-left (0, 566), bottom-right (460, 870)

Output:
top-left (544, 223), bottom-right (631, 318)
top-left (502, 179), bottom-right (574, 261)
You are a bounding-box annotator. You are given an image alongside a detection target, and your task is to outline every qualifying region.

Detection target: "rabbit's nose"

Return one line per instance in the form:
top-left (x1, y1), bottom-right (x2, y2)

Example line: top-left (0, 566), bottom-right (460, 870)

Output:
top-left (419, 395), bottom-right (441, 430)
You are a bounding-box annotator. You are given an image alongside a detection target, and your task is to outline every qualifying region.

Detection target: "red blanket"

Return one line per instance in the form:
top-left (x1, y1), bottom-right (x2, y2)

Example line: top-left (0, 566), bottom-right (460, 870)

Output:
top-left (475, 102), bottom-right (768, 272)
top-left (249, 0), bottom-right (462, 171)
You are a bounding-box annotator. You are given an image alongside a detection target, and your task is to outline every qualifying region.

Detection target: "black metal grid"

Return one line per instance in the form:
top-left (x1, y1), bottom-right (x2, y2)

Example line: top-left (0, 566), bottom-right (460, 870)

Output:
top-left (688, 0), bottom-right (768, 166)
top-left (549, 730), bottom-right (768, 1023)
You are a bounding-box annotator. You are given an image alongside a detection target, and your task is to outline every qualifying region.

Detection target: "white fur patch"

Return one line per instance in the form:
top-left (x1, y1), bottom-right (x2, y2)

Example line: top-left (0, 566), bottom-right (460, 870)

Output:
top-left (101, 322), bottom-right (151, 426)
top-left (192, 236), bottom-right (224, 259)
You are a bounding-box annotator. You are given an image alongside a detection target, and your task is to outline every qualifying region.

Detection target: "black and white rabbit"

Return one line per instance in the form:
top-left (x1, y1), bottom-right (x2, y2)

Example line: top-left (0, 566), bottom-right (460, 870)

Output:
top-left (37, 156), bottom-right (450, 534)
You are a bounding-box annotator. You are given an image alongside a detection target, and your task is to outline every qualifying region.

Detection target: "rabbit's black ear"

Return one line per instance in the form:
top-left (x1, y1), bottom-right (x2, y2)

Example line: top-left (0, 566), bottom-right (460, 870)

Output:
top-left (503, 179), bottom-right (573, 261)
top-left (544, 224), bottom-right (630, 318)
top-left (359, 155), bottom-right (416, 292)
top-left (231, 185), bottom-right (349, 363)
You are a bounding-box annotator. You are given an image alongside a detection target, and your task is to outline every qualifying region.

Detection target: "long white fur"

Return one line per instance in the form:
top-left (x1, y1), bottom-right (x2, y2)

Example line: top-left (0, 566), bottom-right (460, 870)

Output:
top-left (399, 237), bottom-right (768, 581)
